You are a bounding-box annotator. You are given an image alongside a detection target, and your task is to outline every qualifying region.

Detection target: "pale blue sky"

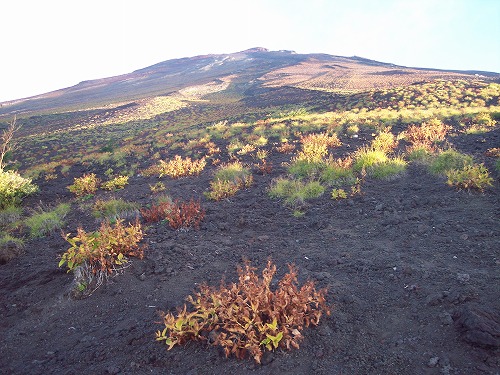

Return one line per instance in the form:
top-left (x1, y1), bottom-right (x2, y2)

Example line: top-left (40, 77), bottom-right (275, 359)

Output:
top-left (1, 0), bottom-right (499, 102)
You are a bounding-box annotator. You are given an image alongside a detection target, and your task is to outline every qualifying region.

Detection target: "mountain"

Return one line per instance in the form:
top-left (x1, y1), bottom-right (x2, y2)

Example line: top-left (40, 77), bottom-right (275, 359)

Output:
top-left (1, 48), bottom-right (498, 117)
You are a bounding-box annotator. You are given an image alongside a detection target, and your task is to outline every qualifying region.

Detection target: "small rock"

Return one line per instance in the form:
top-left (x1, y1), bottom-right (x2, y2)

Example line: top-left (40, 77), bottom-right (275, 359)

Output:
top-left (258, 235), bottom-right (270, 242)
top-left (138, 273), bottom-right (146, 281)
top-left (427, 357), bottom-right (439, 367)
top-left (457, 273), bottom-right (470, 283)
top-left (460, 233), bottom-right (469, 240)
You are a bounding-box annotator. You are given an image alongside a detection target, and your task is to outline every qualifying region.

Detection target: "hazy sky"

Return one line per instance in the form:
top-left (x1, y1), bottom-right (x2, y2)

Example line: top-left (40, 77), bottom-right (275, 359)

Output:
top-left (1, 0), bottom-right (499, 102)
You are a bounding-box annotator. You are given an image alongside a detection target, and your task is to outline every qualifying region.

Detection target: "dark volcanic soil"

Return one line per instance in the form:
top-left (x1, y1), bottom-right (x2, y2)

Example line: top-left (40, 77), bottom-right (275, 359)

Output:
top-left (1, 135), bottom-right (499, 375)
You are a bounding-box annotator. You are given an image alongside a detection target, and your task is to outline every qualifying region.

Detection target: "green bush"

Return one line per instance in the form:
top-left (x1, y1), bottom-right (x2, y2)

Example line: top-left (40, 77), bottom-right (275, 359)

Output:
top-left (429, 149), bottom-right (473, 174)
top-left (369, 157), bottom-right (407, 180)
top-left (0, 170), bottom-right (38, 208)
top-left (92, 198), bottom-right (139, 221)
top-left (269, 178), bottom-right (325, 207)
top-left (446, 164), bottom-right (493, 191)
top-left (353, 147), bottom-right (388, 171)
top-left (25, 203), bottom-right (70, 238)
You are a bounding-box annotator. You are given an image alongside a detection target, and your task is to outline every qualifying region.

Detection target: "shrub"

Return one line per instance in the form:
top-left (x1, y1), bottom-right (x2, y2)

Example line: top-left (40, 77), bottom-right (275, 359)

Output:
top-left (101, 175), bottom-right (129, 191)
top-left (429, 149), bottom-right (473, 174)
top-left (353, 147), bottom-right (388, 171)
top-left (156, 260), bottom-right (330, 363)
top-left (149, 181), bottom-right (167, 193)
top-left (25, 203), bottom-right (70, 238)
top-left (320, 158), bottom-right (355, 185)
top-left (68, 173), bottom-right (100, 197)
top-left (0, 170), bottom-right (38, 208)
top-left (331, 188), bottom-right (348, 200)
top-left (92, 198), bottom-right (139, 221)
top-left (496, 158), bottom-right (500, 173)
top-left (140, 196), bottom-right (174, 224)
top-left (205, 162), bottom-right (253, 201)
top-left (369, 157), bottom-right (407, 180)
top-left (371, 128), bottom-right (397, 153)
top-left (158, 155), bottom-right (206, 178)
top-left (276, 142), bottom-right (296, 154)
top-left (402, 119), bottom-right (449, 150)
top-left (446, 164), bottom-right (493, 191)
top-left (269, 178), bottom-right (325, 207)
top-left (59, 219), bottom-right (145, 296)
top-left (164, 199), bottom-right (205, 230)
top-left (141, 198), bottom-right (205, 230)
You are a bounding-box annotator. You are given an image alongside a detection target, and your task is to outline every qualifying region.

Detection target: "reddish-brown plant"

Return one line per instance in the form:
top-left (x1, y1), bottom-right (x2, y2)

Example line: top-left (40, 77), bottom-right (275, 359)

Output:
top-left (156, 260), bottom-right (331, 363)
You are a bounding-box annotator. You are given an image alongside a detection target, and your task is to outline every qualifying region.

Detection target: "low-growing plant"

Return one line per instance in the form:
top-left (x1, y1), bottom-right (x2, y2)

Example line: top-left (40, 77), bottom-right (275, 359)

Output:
top-left (401, 118), bottom-right (450, 150)
top-left (371, 128), bottom-right (398, 153)
top-left (164, 199), bottom-right (205, 230)
top-left (101, 175), bottom-right (129, 191)
top-left (92, 198), bottom-right (139, 221)
top-left (59, 219), bottom-right (145, 296)
top-left (25, 203), bottom-right (70, 238)
top-left (353, 146), bottom-right (388, 171)
top-left (0, 170), bottom-right (38, 208)
top-left (269, 178), bottom-right (325, 207)
top-left (429, 149), bottom-right (473, 174)
top-left (68, 173), bottom-right (100, 197)
top-left (149, 181), bottom-right (167, 193)
top-left (331, 188), bottom-right (348, 200)
top-left (276, 142), bottom-right (296, 154)
top-left (446, 164), bottom-right (493, 191)
top-left (140, 196), bottom-right (174, 223)
top-left (141, 198), bottom-right (205, 230)
top-left (156, 260), bottom-right (330, 363)
top-left (368, 157), bottom-right (407, 180)
top-left (205, 162), bottom-right (253, 200)
top-left (158, 155), bottom-right (206, 178)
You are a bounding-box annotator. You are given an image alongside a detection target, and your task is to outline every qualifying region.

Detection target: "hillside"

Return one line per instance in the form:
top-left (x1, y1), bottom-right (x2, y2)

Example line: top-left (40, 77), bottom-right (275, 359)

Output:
top-left (1, 47), bottom-right (497, 117)
top-left (1, 49), bottom-right (499, 374)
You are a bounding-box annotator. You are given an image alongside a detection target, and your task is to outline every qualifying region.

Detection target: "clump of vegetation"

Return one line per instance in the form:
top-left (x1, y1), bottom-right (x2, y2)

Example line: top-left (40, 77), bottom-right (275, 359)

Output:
top-left (269, 178), bottom-right (325, 207)
top-left (371, 128), bottom-right (398, 153)
top-left (331, 188), bottom-right (348, 200)
top-left (156, 260), bottom-right (330, 363)
top-left (68, 173), bottom-right (100, 197)
top-left (401, 118), bottom-right (450, 151)
top-left (158, 155), bottom-right (206, 178)
top-left (294, 132), bottom-right (341, 163)
top-left (101, 175), bottom-right (129, 191)
top-left (428, 149), bottom-right (473, 174)
top-left (446, 164), bottom-right (493, 191)
top-left (25, 203), bottom-right (71, 238)
top-left (141, 198), bottom-right (205, 230)
top-left (369, 157), bottom-right (407, 180)
top-left (0, 170), bottom-right (38, 208)
top-left (92, 198), bottom-right (139, 221)
top-left (205, 161), bottom-right (253, 200)
top-left (59, 219), bottom-right (145, 296)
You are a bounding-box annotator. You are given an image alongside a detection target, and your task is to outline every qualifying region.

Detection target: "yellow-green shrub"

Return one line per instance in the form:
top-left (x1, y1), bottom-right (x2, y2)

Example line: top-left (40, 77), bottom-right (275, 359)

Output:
top-left (0, 170), bottom-right (38, 208)
top-left (101, 175), bottom-right (129, 191)
top-left (68, 173), bottom-right (100, 197)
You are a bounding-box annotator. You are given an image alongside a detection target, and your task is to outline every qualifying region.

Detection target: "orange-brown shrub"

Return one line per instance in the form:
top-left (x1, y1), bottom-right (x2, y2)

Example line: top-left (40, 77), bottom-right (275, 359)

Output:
top-left (156, 260), bottom-right (330, 363)
top-left (402, 119), bottom-right (450, 150)
top-left (141, 199), bottom-right (205, 230)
